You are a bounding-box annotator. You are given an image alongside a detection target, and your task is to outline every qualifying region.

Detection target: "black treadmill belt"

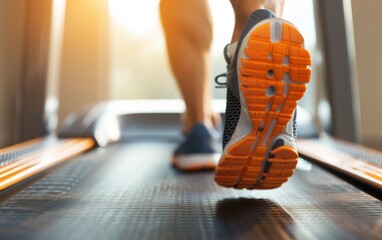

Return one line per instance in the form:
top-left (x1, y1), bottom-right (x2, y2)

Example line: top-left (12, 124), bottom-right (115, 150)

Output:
top-left (0, 141), bottom-right (382, 240)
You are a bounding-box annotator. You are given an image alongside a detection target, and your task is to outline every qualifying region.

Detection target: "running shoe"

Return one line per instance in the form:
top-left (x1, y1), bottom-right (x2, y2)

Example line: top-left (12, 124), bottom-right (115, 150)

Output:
top-left (214, 9), bottom-right (311, 189)
top-left (173, 123), bottom-right (221, 171)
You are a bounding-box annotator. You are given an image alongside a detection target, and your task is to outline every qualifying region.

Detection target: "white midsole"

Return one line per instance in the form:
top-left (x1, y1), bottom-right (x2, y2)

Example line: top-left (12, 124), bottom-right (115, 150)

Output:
top-left (173, 153), bottom-right (221, 168)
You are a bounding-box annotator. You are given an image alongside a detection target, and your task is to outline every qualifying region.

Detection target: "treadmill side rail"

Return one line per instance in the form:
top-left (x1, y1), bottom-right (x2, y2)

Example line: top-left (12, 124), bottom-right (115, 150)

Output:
top-left (298, 138), bottom-right (382, 190)
top-left (0, 138), bottom-right (95, 191)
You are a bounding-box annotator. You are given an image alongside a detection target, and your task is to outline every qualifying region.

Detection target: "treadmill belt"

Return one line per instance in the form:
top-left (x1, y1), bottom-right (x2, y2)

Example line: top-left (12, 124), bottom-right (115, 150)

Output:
top-left (0, 141), bottom-right (382, 240)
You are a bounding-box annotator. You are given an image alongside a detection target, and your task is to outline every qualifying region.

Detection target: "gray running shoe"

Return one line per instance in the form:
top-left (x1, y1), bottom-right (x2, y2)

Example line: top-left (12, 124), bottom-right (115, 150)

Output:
top-left (173, 123), bottom-right (220, 171)
top-left (214, 9), bottom-right (311, 189)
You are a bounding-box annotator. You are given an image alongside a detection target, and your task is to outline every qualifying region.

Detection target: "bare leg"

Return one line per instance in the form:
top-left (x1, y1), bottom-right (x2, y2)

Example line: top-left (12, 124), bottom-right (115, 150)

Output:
top-left (160, 0), bottom-right (217, 133)
top-left (230, 0), bottom-right (285, 43)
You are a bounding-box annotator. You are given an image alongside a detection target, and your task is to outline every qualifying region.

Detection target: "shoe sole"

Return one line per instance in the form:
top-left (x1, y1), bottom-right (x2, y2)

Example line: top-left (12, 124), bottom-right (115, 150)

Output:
top-left (215, 19), bottom-right (311, 189)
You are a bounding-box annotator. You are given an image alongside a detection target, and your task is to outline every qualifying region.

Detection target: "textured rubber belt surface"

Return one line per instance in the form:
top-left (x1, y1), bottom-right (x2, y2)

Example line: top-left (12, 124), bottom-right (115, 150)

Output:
top-left (0, 141), bottom-right (381, 240)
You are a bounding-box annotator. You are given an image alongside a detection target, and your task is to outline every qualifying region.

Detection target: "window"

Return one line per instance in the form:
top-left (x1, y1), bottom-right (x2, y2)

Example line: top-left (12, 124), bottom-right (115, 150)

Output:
top-left (108, 0), bottom-right (317, 115)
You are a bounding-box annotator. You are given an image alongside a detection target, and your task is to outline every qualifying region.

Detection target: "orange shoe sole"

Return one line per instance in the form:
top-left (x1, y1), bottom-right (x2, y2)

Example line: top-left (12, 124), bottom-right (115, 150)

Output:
top-left (215, 20), bottom-right (311, 189)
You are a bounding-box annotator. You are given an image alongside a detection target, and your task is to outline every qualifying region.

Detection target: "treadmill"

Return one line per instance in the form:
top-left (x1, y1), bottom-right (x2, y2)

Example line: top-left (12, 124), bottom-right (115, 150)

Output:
top-left (1, 0), bottom-right (382, 239)
top-left (0, 99), bottom-right (382, 240)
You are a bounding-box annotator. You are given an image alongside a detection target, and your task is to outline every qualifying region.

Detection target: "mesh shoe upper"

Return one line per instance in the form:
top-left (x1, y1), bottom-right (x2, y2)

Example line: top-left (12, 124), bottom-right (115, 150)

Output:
top-left (174, 123), bottom-right (219, 155)
top-left (222, 88), bottom-right (241, 149)
top-left (173, 123), bottom-right (221, 171)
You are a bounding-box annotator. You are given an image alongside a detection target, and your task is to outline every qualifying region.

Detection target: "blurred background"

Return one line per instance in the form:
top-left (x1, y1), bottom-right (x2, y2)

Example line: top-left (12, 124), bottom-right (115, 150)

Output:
top-left (0, 0), bottom-right (381, 149)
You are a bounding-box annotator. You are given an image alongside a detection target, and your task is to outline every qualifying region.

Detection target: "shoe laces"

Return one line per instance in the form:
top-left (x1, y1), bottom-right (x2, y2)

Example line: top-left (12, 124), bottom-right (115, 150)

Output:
top-left (215, 44), bottom-right (232, 89)
top-left (214, 73), bottom-right (227, 88)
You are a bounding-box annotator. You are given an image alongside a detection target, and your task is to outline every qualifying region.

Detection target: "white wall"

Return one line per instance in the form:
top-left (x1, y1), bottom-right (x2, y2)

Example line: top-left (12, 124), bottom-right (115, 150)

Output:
top-left (351, 0), bottom-right (382, 147)
top-left (58, 0), bottom-right (109, 128)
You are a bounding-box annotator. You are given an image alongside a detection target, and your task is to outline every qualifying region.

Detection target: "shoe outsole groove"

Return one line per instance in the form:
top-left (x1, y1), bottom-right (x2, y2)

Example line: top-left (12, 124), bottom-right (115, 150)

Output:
top-left (215, 21), bottom-right (311, 190)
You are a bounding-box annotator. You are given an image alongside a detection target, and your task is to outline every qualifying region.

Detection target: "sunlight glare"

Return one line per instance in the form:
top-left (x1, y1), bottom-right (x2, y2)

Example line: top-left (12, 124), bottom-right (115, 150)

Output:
top-left (109, 0), bottom-right (160, 38)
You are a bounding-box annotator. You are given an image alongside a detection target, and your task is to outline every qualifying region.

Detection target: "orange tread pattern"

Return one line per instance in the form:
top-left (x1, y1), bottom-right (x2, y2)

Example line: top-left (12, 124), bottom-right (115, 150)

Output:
top-left (215, 22), bottom-right (311, 189)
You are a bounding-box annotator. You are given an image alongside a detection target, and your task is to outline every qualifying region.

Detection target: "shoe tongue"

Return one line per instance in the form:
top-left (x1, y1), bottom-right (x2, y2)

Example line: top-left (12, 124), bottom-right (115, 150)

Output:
top-left (226, 9), bottom-right (277, 99)
top-left (230, 9), bottom-right (277, 66)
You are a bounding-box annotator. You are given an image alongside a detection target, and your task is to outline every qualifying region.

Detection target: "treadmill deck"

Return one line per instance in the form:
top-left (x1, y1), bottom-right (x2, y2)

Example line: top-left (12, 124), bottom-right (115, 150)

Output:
top-left (0, 140), bottom-right (381, 240)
